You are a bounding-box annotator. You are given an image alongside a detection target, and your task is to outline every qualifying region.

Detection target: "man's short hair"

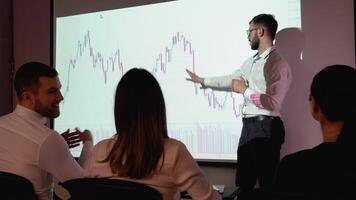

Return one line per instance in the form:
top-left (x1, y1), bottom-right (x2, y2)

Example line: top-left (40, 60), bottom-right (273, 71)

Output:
top-left (250, 14), bottom-right (278, 40)
top-left (14, 62), bottom-right (58, 99)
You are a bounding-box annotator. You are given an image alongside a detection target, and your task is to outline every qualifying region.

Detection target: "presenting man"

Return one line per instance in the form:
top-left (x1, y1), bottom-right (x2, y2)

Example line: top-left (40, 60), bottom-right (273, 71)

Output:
top-left (186, 14), bottom-right (291, 194)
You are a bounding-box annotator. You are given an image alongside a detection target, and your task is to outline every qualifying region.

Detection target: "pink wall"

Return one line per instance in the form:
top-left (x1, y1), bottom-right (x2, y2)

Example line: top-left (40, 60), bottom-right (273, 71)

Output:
top-left (12, 0), bottom-right (51, 106)
top-left (280, 0), bottom-right (355, 157)
top-left (13, 0), bottom-right (51, 68)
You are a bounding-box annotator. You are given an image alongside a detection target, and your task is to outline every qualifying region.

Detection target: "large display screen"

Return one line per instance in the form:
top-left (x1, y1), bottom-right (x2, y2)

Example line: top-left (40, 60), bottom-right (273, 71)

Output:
top-left (55, 0), bottom-right (301, 161)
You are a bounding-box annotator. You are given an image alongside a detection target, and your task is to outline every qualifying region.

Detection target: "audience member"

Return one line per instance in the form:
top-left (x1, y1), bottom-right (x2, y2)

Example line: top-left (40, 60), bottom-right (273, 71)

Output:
top-left (85, 68), bottom-right (221, 200)
top-left (273, 65), bottom-right (356, 199)
top-left (0, 62), bottom-right (93, 200)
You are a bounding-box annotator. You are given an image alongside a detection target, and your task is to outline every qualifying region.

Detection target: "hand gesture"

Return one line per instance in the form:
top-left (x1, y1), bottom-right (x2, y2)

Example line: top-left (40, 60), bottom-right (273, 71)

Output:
top-left (61, 129), bottom-right (81, 149)
top-left (78, 128), bottom-right (93, 143)
top-left (232, 76), bottom-right (248, 94)
top-left (186, 69), bottom-right (204, 84)
top-left (61, 128), bottom-right (93, 149)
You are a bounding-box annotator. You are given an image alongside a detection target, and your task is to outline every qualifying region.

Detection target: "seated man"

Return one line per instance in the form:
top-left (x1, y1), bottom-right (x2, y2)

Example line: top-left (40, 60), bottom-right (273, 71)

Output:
top-left (274, 65), bottom-right (356, 198)
top-left (0, 62), bottom-right (93, 200)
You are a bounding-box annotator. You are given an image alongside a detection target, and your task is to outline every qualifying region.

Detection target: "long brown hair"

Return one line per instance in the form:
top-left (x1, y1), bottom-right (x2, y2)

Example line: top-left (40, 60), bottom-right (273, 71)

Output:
top-left (103, 68), bottom-right (168, 179)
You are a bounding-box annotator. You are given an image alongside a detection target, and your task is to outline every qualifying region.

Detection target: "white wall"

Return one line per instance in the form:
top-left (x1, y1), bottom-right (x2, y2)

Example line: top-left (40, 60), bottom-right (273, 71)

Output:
top-left (11, 0), bottom-right (356, 186)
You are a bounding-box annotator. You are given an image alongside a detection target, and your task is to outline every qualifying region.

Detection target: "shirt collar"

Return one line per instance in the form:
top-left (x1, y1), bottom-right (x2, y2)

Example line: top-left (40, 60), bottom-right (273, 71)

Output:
top-left (14, 105), bottom-right (48, 125)
top-left (253, 46), bottom-right (275, 61)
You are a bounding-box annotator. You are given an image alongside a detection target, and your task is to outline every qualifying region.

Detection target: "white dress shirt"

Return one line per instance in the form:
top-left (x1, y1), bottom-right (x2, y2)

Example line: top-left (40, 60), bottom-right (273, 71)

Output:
top-left (204, 47), bottom-right (291, 117)
top-left (0, 105), bottom-right (92, 200)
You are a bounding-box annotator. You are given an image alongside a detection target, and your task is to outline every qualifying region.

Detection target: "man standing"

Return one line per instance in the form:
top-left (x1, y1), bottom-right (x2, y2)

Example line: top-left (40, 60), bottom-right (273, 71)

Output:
top-left (0, 62), bottom-right (93, 200)
top-left (186, 14), bottom-right (291, 194)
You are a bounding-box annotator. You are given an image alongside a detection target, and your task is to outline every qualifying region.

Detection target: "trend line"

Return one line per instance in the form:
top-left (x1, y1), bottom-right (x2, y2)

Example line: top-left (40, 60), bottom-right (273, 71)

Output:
top-left (63, 31), bottom-right (125, 98)
top-left (151, 31), bottom-right (243, 118)
top-left (62, 31), bottom-right (243, 118)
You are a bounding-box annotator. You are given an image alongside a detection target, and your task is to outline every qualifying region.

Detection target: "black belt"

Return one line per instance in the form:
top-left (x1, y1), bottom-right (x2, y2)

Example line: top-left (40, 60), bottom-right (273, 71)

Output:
top-left (242, 115), bottom-right (278, 124)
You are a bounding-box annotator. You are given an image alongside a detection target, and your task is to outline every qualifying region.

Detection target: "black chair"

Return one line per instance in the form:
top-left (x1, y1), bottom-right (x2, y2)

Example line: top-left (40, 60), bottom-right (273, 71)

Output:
top-left (238, 187), bottom-right (352, 200)
top-left (0, 171), bottom-right (37, 200)
top-left (61, 178), bottom-right (163, 200)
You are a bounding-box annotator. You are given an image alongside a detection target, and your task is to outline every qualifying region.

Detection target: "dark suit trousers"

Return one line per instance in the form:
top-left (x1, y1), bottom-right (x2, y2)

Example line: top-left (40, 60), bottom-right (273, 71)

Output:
top-left (235, 117), bottom-right (285, 194)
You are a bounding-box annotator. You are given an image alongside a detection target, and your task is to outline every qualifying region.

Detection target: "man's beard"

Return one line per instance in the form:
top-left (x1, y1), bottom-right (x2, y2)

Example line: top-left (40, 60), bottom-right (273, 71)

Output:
top-left (34, 99), bottom-right (60, 118)
top-left (250, 37), bottom-right (260, 50)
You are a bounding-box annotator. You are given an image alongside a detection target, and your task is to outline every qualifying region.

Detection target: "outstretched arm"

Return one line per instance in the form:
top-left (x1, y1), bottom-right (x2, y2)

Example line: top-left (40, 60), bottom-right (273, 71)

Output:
top-left (186, 68), bottom-right (243, 91)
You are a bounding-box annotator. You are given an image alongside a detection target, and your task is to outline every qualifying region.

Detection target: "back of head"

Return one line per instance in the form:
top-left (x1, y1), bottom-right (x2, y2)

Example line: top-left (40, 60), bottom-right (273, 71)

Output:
top-left (310, 65), bottom-right (356, 148)
top-left (14, 62), bottom-right (58, 100)
top-left (106, 68), bottom-right (168, 178)
top-left (250, 14), bottom-right (278, 40)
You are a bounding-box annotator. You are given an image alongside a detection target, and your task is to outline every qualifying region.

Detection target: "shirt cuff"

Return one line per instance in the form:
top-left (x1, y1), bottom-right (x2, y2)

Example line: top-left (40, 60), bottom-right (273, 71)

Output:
top-left (243, 88), bottom-right (254, 100)
top-left (202, 78), bottom-right (207, 86)
top-left (244, 89), bottom-right (263, 108)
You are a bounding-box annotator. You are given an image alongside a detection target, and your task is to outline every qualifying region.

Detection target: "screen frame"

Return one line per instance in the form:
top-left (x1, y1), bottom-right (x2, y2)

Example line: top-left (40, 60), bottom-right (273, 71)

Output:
top-left (51, 0), bottom-right (242, 164)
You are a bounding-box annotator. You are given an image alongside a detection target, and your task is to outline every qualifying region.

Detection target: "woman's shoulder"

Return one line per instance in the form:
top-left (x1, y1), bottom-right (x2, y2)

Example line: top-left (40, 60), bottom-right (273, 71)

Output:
top-left (163, 138), bottom-right (191, 158)
top-left (281, 148), bottom-right (313, 164)
top-left (164, 138), bottom-right (187, 150)
top-left (93, 137), bottom-right (117, 154)
top-left (280, 143), bottom-right (334, 169)
top-left (95, 137), bottom-right (115, 146)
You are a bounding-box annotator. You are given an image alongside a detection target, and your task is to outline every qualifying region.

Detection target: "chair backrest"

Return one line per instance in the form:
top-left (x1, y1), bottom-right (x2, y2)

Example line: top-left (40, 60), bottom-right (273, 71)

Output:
top-left (61, 178), bottom-right (163, 200)
top-left (0, 171), bottom-right (37, 200)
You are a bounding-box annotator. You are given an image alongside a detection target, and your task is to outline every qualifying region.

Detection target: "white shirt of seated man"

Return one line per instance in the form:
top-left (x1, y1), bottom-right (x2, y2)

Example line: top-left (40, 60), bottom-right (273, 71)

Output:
top-left (0, 73), bottom-right (93, 200)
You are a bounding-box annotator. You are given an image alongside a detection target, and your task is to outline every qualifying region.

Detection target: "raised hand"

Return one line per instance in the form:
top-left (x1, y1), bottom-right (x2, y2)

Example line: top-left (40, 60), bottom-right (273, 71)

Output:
top-left (61, 129), bottom-right (81, 149)
top-left (185, 69), bottom-right (204, 84)
top-left (77, 128), bottom-right (93, 143)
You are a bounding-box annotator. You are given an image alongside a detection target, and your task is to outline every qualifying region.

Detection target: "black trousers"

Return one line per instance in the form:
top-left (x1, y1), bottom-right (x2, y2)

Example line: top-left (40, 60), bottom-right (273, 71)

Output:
top-left (235, 117), bottom-right (285, 194)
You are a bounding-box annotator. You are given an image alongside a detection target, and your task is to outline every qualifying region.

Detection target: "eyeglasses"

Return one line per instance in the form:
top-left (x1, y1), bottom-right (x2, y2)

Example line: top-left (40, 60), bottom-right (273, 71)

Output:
top-left (246, 28), bottom-right (258, 36)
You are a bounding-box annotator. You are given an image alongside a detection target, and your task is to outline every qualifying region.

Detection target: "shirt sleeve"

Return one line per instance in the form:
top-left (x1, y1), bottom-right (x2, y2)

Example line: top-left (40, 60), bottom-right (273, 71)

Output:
top-left (259, 55), bottom-right (292, 111)
top-left (203, 68), bottom-right (242, 90)
top-left (172, 142), bottom-right (221, 200)
top-left (38, 133), bottom-right (85, 182)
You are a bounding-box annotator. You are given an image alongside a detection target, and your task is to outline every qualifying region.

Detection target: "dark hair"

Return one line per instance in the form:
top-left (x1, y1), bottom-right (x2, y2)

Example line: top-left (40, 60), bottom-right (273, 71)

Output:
top-left (103, 68), bottom-right (168, 178)
top-left (310, 65), bottom-right (356, 147)
top-left (14, 62), bottom-right (58, 99)
top-left (250, 14), bottom-right (278, 40)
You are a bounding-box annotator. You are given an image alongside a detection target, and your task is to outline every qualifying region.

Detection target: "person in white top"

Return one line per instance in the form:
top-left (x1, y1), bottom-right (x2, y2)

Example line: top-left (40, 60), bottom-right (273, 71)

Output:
top-left (85, 68), bottom-right (221, 200)
top-left (0, 62), bottom-right (93, 200)
top-left (186, 14), bottom-right (291, 195)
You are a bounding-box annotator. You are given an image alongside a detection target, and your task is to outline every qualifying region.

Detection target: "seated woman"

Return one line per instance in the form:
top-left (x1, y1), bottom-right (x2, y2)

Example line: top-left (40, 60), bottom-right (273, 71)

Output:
top-left (85, 68), bottom-right (221, 200)
top-left (274, 65), bottom-right (356, 198)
